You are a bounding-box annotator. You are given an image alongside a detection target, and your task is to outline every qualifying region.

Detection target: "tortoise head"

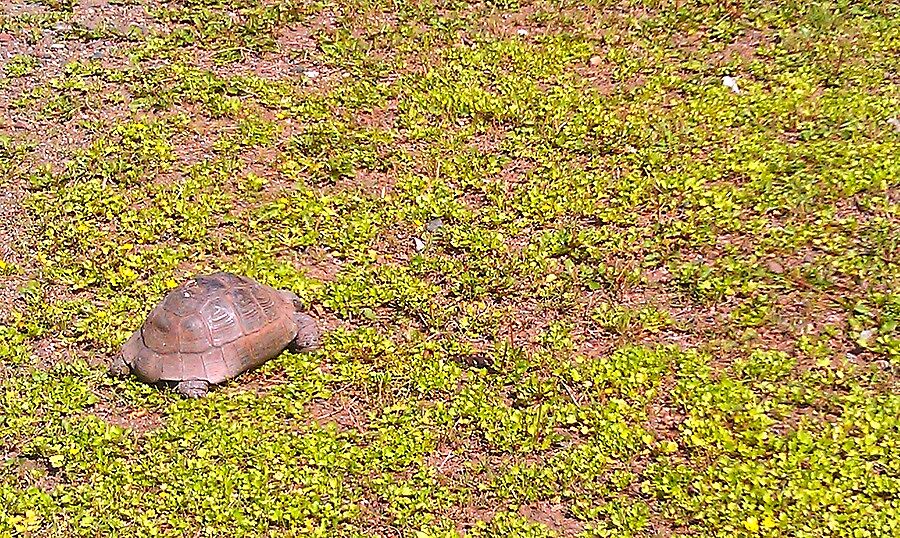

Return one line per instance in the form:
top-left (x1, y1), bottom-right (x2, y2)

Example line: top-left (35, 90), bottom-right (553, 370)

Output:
top-left (291, 312), bottom-right (321, 353)
top-left (280, 290), bottom-right (321, 352)
top-left (109, 351), bottom-right (132, 377)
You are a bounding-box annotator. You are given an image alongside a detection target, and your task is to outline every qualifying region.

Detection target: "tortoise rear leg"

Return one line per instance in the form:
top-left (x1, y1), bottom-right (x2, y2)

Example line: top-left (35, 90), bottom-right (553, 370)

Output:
top-left (175, 380), bottom-right (210, 398)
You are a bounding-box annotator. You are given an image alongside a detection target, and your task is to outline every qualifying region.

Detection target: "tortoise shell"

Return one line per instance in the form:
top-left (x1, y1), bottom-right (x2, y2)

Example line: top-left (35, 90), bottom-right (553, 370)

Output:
top-left (118, 272), bottom-right (318, 387)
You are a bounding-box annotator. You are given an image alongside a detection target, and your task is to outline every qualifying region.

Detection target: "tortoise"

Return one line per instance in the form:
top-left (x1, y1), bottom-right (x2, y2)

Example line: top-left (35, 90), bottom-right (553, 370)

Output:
top-left (110, 272), bottom-right (320, 398)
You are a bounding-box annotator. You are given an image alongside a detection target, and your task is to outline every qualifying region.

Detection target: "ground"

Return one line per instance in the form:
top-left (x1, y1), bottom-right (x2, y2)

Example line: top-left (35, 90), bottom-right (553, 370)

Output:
top-left (1, 0), bottom-right (899, 537)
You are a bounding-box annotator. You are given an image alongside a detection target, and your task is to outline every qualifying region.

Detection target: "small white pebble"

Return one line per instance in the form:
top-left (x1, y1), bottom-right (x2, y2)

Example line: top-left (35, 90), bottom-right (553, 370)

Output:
top-left (887, 118), bottom-right (900, 132)
top-left (517, 28), bottom-right (528, 36)
top-left (413, 238), bottom-right (425, 252)
top-left (722, 75), bottom-right (741, 94)
top-left (304, 69), bottom-right (320, 79)
top-left (858, 328), bottom-right (877, 345)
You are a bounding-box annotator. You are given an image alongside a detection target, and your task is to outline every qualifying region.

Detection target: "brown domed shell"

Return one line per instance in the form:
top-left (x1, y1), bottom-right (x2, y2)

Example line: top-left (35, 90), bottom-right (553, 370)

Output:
top-left (121, 272), bottom-right (300, 385)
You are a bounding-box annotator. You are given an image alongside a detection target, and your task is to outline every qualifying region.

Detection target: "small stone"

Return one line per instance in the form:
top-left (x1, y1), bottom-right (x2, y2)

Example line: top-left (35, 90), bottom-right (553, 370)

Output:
top-left (857, 328), bottom-right (877, 346)
top-left (722, 75), bottom-right (741, 94)
top-left (645, 267), bottom-right (671, 284)
top-left (304, 69), bottom-right (320, 79)
top-left (91, 50), bottom-right (105, 60)
top-left (765, 260), bottom-right (784, 274)
top-left (517, 28), bottom-right (529, 36)
top-left (425, 218), bottom-right (444, 232)
top-left (887, 118), bottom-right (900, 132)
top-left (589, 55), bottom-right (602, 67)
top-left (413, 237), bottom-right (426, 252)
top-left (49, 43), bottom-right (65, 50)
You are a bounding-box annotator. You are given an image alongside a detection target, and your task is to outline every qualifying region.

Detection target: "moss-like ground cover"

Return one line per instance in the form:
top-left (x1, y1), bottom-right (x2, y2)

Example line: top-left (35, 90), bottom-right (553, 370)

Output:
top-left (1, 0), bottom-right (899, 536)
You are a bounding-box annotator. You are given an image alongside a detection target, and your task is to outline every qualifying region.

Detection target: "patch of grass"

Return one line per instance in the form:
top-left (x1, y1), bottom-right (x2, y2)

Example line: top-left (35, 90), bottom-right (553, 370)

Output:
top-left (3, 54), bottom-right (39, 78)
top-left (1, 0), bottom-right (899, 536)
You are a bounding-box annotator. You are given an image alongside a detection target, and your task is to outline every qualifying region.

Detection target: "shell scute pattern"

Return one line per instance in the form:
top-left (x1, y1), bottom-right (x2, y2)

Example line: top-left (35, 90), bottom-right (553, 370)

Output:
top-left (180, 352), bottom-right (208, 380)
top-left (222, 339), bottom-right (257, 375)
top-left (203, 296), bottom-right (244, 347)
top-left (179, 314), bottom-right (213, 354)
top-left (230, 286), bottom-right (269, 334)
top-left (202, 348), bottom-right (231, 384)
top-left (160, 353), bottom-right (184, 381)
top-left (162, 284), bottom-right (210, 318)
top-left (252, 287), bottom-right (281, 321)
top-left (142, 307), bottom-right (176, 353)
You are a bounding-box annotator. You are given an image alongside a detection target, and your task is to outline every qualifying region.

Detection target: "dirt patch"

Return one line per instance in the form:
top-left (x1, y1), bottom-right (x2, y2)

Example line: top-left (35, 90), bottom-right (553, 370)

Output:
top-left (519, 501), bottom-right (585, 536)
top-left (644, 374), bottom-right (685, 443)
top-left (171, 111), bottom-right (232, 167)
top-left (717, 28), bottom-right (766, 64)
top-left (451, 503), bottom-right (499, 536)
top-left (90, 401), bottom-right (164, 434)
top-left (72, 0), bottom-right (162, 36)
top-left (306, 393), bottom-right (368, 433)
top-left (6, 456), bottom-right (61, 493)
top-left (292, 249), bottom-right (343, 283)
top-left (0, 141), bottom-right (34, 326)
top-left (27, 337), bottom-right (84, 370)
top-left (347, 169), bottom-right (398, 197)
top-left (0, 196), bottom-right (28, 318)
top-left (355, 496), bottom-right (405, 538)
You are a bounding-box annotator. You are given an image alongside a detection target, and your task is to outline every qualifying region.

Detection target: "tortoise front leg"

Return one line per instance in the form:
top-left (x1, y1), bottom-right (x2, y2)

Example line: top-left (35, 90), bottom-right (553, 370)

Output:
top-left (175, 380), bottom-right (210, 398)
